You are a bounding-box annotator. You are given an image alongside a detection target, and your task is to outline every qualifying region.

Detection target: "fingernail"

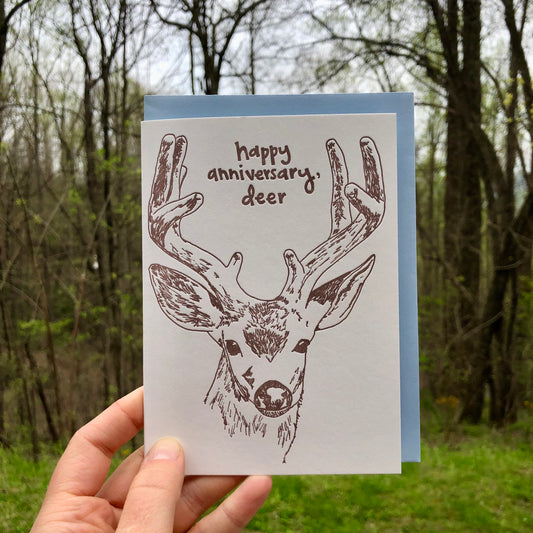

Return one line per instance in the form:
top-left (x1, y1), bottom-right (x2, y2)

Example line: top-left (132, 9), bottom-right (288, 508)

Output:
top-left (146, 437), bottom-right (182, 462)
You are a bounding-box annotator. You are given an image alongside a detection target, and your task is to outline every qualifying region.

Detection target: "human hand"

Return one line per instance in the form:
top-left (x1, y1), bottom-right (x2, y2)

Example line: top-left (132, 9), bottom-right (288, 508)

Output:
top-left (31, 387), bottom-right (272, 532)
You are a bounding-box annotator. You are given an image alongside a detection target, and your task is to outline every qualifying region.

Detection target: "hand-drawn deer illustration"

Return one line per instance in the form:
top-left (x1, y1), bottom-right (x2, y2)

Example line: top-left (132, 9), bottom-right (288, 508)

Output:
top-left (147, 132), bottom-right (386, 462)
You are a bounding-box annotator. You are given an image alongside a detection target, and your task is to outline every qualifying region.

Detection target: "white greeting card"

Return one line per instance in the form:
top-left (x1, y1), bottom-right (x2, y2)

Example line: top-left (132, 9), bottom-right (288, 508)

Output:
top-left (142, 113), bottom-right (401, 474)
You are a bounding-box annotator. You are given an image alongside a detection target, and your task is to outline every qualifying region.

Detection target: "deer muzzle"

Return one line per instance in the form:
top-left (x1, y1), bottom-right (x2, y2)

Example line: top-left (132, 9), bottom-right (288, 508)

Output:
top-left (253, 380), bottom-right (293, 417)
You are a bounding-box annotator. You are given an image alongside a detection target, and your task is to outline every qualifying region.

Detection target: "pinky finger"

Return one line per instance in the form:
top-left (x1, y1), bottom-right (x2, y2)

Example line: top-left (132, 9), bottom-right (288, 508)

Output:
top-left (190, 476), bottom-right (272, 533)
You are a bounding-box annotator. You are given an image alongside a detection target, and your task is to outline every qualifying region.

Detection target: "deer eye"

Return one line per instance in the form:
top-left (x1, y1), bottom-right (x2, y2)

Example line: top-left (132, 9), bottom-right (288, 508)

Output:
top-left (292, 339), bottom-right (310, 354)
top-left (225, 340), bottom-right (242, 356)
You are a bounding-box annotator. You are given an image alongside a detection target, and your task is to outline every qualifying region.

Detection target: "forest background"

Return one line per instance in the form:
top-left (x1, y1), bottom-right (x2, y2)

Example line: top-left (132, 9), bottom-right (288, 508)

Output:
top-left (0, 0), bottom-right (532, 464)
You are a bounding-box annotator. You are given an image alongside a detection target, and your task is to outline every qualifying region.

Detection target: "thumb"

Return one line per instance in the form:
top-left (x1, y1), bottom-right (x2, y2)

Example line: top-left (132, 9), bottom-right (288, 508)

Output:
top-left (117, 437), bottom-right (184, 533)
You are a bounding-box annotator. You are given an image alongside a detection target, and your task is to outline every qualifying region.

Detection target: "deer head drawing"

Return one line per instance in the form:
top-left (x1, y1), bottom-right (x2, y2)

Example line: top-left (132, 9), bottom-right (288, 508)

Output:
top-left (147, 132), bottom-right (385, 462)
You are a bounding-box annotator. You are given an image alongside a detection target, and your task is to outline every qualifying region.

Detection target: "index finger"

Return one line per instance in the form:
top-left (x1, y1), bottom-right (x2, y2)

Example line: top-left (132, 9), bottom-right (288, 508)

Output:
top-left (46, 387), bottom-right (144, 498)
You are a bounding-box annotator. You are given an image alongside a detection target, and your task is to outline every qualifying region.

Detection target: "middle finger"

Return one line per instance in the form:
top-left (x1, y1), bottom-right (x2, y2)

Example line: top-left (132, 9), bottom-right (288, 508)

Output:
top-left (96, 446), bottom-right (144, 507)
top-left (174, 475), bottom-right (246, 532)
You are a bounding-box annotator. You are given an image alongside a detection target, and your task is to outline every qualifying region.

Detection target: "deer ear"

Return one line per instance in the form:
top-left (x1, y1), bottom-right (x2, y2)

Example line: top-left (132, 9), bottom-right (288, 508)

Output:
top-left (308, 255), bottom-right (375, 330)
top-left (149, 263), bottom-right (224, 332)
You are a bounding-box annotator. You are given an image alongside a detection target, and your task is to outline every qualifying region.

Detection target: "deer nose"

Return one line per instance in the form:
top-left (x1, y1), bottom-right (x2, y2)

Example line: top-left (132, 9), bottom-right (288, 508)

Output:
top-left (253, 380), bottom-right (293, 418)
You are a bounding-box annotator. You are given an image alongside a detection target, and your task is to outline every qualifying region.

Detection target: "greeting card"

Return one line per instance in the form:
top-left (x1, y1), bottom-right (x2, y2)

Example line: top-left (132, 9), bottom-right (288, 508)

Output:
top-left (142, 95), bottom-right (418, 475)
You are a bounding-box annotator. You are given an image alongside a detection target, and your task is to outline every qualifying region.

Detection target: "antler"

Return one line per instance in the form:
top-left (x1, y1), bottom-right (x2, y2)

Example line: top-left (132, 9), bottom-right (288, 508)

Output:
top-left (149, 133), bottom-right (385, 305)
top-left (281, 136), bottom-right (385, 302)
top-left (148, 134), bottom-right (244, 298)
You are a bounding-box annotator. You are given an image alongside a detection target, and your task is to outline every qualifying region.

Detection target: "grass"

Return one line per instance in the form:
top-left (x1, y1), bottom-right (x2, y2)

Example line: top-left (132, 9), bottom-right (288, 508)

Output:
top-left (0, 445), bottom-right (58, 532)
top-left (248, 432), bottom-right (533, 532)
top-left (1, 423), bottom-right (532, 532)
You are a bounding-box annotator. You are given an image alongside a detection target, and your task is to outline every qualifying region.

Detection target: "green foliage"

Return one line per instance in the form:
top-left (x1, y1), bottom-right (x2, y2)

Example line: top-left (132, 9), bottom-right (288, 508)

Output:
top-left (114, 193), bottom-right (142, 226)
top-left (67, 187), bottom-right (84, 216)
top-left (96, 149), bottom-right (122, 174)
top-left (17, 317), bottom-right (73, 345)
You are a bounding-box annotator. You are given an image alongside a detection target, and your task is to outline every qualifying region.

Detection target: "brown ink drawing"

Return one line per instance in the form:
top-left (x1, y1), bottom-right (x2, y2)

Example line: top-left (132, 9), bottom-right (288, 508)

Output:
top-left (147, 133), bottom-right (386, 462)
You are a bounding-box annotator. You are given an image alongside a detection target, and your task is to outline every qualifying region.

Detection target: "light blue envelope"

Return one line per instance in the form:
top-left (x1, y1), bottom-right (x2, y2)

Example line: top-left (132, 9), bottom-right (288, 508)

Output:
top-left (144, 93), bottom-right (420, 462)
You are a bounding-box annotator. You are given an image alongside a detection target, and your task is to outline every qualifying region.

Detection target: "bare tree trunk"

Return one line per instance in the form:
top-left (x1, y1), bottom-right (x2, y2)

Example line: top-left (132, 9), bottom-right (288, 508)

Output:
top-left (101, 64), bottom-right (123, 397)
top-left (151, 0), bottom-right (272, 95)
top-left (0, 295), bottom-right (12, 442)
top-left (429, 0), bottom-right (483, 421)
top-left (82, 68), bottom-right (112, 407)
top-left (23, 343), bottom-right (59, 441)
top-left (0, 0), bottom-right (32, 76)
